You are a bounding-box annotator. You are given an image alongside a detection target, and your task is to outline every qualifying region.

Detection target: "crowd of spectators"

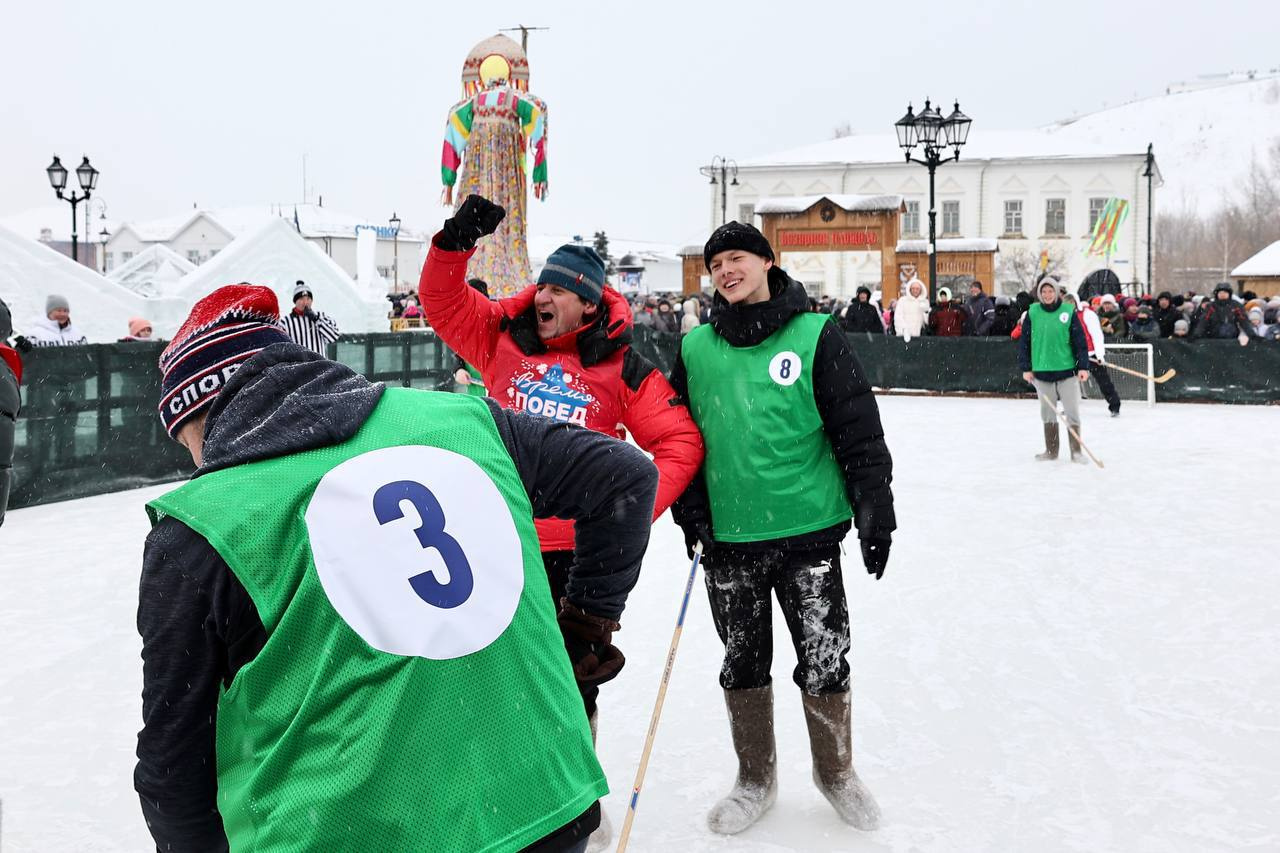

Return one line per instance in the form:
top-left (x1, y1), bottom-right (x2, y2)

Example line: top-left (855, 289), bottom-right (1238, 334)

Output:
top-left (793, 279), bottom-right (1280, 345)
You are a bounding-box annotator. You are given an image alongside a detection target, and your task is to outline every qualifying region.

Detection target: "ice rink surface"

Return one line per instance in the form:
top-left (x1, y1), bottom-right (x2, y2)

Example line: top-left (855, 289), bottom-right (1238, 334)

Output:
top-left (2, 395), bottom-right (1278, 852)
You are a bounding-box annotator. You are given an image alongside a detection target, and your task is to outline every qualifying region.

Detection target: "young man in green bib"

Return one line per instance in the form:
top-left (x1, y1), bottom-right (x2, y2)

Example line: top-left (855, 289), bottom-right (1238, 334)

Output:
top-left (1017, 278), bottom-right (1090, 463)
top-left (671, 222), bottom-right (896, 835)
top-left (136, 284), bottom-right (658, 853)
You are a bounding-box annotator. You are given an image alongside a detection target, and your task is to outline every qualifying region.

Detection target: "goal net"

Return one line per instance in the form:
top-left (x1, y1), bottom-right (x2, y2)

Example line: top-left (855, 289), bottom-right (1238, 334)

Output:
top-left (1083, 343), bottom-right (1155, 406)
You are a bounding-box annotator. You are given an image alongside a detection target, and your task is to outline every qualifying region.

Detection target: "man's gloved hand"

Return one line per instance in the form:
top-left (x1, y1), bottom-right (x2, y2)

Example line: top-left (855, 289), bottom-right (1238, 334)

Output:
top-left (557, 601), bottom-right (625, 688)
top-left (303, 307), bottom-right (318, 321)
top-left (438, 195), bottom-right (506, 252)
top-left (12, 335), bottom-right (32, 353)
top-left (681, 520), bottom-right (716, 563)
top-left (860, 537), bottom-right (891, 580)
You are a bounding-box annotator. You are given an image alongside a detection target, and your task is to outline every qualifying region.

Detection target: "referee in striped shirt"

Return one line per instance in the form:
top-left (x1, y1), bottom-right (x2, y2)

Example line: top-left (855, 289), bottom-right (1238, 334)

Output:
top-left (282, 280), bottom-right (340, 355)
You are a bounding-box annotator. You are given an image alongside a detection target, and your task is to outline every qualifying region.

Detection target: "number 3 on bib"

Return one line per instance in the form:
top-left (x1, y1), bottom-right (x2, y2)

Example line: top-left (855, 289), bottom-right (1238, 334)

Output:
top-left (373, 480), bottom-right (474, 609)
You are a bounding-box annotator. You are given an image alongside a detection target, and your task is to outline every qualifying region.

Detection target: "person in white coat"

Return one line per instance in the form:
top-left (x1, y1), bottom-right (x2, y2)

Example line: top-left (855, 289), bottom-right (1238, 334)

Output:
top-left (680, 297), bottom-right (701, 335)
top-left (1063, 292), bottom-right (1120, 416)
top-left (22, 295), bottom-right (88, 347)
top-left (893, 278), bottom-right (930, 341)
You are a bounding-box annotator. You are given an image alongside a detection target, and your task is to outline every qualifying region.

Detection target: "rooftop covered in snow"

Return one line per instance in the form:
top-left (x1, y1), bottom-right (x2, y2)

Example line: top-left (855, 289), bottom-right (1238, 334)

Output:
top-left (897, 238), bottom-right (1000, 254)
top-left (1230, 240), bottom-right (1280, 278)
top-left (113, 203), bottom-right (429, 244)
top-left (755, 194), bottom-right (905, 214)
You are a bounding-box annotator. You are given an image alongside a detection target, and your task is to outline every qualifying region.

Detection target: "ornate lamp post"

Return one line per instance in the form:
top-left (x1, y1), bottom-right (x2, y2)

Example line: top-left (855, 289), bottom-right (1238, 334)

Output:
top-left (46, 155), bottom-right (99, 264)
top-left (389, 212), bottom-right (402, 292)
top-left (99, 228), bottom-right (111, 274)
top-left (699, 155), bottom-right (739, 227)
top-left (893, 100), bottom-right (972, 303)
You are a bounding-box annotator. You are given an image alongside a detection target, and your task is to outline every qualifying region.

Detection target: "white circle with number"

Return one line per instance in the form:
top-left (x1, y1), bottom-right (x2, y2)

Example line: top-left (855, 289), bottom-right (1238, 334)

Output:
top-left (768, 350), bottom-right (802, 386)
top-left (305, 445), bottom-right (525, 660)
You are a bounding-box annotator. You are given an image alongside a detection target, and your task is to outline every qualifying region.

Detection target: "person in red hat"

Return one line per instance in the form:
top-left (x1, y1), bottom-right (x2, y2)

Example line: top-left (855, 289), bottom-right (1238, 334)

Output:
top-left (137, 283), bottom-right (658, 853)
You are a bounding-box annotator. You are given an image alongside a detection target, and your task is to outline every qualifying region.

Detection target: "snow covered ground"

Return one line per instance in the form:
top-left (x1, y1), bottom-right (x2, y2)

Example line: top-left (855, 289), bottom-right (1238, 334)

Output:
top-left (2, 395), bottom-right (1278, 852)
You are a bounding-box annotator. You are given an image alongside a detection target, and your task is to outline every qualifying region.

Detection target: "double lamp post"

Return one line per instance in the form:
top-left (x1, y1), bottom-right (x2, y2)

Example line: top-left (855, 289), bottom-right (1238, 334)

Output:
top-left (893, 100), bottom-right (972, 303)
top-left (46, 155), bottom-right (100, 264)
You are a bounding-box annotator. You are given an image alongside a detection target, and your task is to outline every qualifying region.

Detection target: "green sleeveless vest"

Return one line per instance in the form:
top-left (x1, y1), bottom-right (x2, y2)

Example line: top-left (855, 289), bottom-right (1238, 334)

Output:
top-left (681, 312), bottom-right (852, 542)
top-left (1029, 301), bottom-right (1077, 372)
top-left (147, 388), bottom-right (604, 852)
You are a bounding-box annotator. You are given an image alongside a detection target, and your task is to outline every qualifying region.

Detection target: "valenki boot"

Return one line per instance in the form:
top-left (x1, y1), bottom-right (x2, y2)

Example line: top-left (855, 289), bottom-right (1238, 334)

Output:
top-left (1035, 422), bottom-right (1060, 461)
top-left (801, 691), bottom-right (881, 830)
top-left (1068, 425), bottom-right (1087, 464)
top-left (707, 685), bottom-right (777, 834)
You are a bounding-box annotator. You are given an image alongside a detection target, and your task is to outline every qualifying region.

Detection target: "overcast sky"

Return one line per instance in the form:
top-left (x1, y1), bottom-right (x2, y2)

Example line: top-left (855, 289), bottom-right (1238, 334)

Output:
top-left (2, 0), bottom-right (1277, 246)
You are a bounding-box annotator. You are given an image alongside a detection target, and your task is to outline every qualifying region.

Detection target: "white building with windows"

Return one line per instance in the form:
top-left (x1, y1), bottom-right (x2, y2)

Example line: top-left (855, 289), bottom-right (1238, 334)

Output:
top-left (719, 131), bottom-right (1160, 298)
top-left (104, 204), bottom-right (428, 292)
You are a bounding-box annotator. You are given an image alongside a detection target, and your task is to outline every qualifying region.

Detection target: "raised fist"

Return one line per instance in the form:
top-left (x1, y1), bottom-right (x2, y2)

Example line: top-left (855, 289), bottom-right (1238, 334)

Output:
top-left (440, 195), bottom-right (506, 252)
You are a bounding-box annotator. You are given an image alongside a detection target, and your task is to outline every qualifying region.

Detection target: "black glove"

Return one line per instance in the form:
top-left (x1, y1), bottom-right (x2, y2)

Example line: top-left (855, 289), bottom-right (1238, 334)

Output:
top-left (860, 537), bottom-right (891, 580)
top-left (557, 601), bottom-right (625, 689)
top-left (303, 307), bottom-right (318, 321)
top-left (681, 520), bottom-right (716, 563)
top-left (12, 335), bottom-right (32, 353)
top-left (438, 195), bottom-right (506, 252)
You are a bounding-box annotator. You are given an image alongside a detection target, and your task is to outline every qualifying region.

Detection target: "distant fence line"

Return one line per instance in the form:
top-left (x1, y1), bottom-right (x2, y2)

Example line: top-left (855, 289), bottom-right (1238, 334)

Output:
top-left (8, 330), bottom-right (1277, 511)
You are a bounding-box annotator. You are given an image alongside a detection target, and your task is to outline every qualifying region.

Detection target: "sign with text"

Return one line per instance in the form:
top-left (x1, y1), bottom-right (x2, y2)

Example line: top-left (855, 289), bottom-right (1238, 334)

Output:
top-left (778, 229), bottom-right (881, 250)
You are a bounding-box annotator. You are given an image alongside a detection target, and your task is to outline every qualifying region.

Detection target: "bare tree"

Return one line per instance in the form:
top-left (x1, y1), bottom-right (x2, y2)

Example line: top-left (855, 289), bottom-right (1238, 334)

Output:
top-left (997, 245), bottom-right (1069, 293)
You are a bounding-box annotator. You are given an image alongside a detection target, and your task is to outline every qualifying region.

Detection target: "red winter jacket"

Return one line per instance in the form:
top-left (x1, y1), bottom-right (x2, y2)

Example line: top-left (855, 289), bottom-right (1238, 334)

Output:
top-left (928, 303), bottom-right (967, 337)
top-left (0, 344), bottom-right (21, 384)
top-left (421, 238), bottom-right (704, 552)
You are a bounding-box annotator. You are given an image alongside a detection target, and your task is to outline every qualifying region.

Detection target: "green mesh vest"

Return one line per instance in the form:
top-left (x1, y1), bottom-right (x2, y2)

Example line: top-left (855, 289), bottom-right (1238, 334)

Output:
top-left (1029, 301), bottom-right (1077, 373)
top-left (146, 388), bottom-right (604, 852)
top-left (682, 312), bottom-right (852, 542)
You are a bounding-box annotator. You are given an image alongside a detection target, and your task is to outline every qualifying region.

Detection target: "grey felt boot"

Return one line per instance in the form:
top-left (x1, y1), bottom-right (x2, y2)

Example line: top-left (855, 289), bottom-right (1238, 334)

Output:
top-left (707, 686), bottom-right (777, 835)
top-left (801, 691), bottom-right (881, 830)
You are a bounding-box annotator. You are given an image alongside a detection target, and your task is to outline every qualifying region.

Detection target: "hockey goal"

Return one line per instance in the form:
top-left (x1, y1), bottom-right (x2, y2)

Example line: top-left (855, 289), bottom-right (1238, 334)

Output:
top-left (1083, 343), bottom-right (1155, 407)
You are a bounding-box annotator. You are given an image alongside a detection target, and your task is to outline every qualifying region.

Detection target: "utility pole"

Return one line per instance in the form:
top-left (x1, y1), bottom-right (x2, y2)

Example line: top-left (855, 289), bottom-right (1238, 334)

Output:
top-left (500, 25), bottom-right (549, 52)
top-left (1142, 143), bottom-right (1155, 290)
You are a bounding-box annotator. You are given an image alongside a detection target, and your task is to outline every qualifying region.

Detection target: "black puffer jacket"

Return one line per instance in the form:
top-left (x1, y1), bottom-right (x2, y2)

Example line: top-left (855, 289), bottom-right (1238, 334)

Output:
top-left (839, 289), bottom-right (885, 334)
top-left (670, 268), bottom-right (895, 558)
top-left (136, 343), bottom-right (656, 852)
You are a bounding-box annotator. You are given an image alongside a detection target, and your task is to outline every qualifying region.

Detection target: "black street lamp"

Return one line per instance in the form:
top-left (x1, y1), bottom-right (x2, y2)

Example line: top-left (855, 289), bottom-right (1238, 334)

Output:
top-left (699, 155), bottom-right (739, 227)
top-left (893, 100), bottom-right (971, 303)
top-left (389, 212), bottom-right (402, 292)
top-left (99, 227), bottom-right (110, 274)
top-left (46, 155), bottom-right (99, 264)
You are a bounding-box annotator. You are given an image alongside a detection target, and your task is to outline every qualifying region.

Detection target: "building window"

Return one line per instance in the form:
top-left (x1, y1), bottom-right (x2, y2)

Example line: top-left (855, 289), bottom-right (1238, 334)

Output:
top-left (208, 249), bottom-right (219, 259)
top-left (1088, 197), bottom-right (1108, 233)
top-left (903, 201), bottom-right (920, 236)
top-left (738, 203), bottom-right (756, 225)
top-left (942, 201), bottom-right (960, 235)
top-left (1045, 198), bottom-right (1066, 236)
top-left (1003, 200), bottom-right (1023, 236)
top-left (121, 251), bottom-right (134, 264)
top-left (187, 250), bottom-right (202, 264)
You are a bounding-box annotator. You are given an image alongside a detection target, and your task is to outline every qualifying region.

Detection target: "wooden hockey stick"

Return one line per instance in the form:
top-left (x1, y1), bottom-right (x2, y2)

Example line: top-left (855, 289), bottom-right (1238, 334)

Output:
top-left (1037, 392), bottom-right (1105, 469)
top-left (615, 542), bottom-right (703, 852)
top-left (1100, 362), bottom-right (1176, 384)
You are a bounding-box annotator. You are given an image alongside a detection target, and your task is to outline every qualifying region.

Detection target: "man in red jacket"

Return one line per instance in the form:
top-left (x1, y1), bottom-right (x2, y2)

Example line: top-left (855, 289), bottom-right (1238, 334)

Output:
top-left (421, 195), bottom-right (703, 845)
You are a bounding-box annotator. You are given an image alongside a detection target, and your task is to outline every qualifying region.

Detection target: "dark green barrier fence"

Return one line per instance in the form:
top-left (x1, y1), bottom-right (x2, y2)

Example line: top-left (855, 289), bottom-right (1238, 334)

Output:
top-left (8, 333), bottom-right (456, 511)
top-left (8, 330), bottom-right (1276, 512)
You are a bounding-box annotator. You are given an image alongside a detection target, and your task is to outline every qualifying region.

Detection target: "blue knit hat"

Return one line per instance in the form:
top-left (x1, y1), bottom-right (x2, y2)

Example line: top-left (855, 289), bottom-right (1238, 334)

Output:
top-left (537, 245), bottom-right (606, 304)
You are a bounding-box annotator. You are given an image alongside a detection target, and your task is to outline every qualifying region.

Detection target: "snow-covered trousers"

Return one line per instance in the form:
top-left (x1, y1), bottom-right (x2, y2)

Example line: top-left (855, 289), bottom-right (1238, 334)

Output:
top-left (704, 549), bottom-right (851, 695)
top-left (1033, 377), bottom-right (1081, 427)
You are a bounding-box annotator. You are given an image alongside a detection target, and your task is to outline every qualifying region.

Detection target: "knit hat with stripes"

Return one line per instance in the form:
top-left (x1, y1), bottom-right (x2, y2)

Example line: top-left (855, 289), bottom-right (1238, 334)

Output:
top-left (157, 283), bottom-right (289, 438)
top-left (537, 245), bottom-right (606, 304)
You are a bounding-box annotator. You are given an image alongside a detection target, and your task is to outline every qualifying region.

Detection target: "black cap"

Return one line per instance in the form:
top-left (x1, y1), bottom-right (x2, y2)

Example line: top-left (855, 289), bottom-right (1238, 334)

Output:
top-left (703, 221), bottom-right (774, 270)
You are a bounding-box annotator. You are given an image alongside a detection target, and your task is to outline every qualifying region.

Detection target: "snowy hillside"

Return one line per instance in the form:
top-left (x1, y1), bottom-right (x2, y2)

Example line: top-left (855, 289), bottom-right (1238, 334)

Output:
top-left (2, 396), bottom-right (1278, 852)
top-left (1047, 74), bottom-right (1280, 212)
